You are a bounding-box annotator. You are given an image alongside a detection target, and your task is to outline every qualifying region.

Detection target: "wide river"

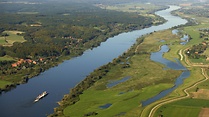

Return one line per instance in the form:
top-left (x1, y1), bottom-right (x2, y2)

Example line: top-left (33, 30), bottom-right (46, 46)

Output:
top-left (0, 6), bottom-right (187, 117)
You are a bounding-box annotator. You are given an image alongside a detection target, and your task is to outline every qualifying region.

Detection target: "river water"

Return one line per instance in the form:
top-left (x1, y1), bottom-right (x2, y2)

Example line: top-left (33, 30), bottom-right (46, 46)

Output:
top-left (0, 6), bottom-right (187, 117)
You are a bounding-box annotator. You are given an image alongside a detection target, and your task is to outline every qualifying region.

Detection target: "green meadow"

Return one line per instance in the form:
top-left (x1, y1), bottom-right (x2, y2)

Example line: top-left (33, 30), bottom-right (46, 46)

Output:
top-left (64, 84), bottom-right (173, 117)
top-left (0, 31), bottom-right (26, 46)
top-left (0, 80), bottom-right (12, 89)
top-left (0, 55), bottom-right (15, 61)
top-left (154, 98), bottom-right (209, 117)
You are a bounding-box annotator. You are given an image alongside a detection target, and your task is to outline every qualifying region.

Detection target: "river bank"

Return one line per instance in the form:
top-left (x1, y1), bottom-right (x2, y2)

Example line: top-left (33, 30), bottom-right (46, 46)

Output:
top-left (50, 6), bottom-right (189, 117)
top-left (0, 27), bottom-right (150, 93)
top-left (0, 6), bottom-right (188, 117)
top-left (53, 29), bottom-right (188, 117)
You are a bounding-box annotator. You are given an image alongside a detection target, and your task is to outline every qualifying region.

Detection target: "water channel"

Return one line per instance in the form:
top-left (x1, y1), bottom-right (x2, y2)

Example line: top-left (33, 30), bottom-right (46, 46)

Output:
top-left (141, 45), bottom-right (190, 106)
top-left (0, 6), bottom-right (188, 117)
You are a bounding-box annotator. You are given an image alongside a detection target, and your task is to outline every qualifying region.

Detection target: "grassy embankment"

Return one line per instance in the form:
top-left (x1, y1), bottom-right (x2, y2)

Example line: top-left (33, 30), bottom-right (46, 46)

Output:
top-left (143, 9), bottom-right (209, 117)
top-left (61, 29), bottom-right (184, 117)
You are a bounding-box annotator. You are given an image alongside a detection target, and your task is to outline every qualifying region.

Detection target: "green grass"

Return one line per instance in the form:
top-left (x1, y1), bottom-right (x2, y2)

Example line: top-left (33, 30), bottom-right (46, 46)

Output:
top-left (0, 31), bottom-right (26, 46)
top-left (155, 105), bottom-right (200, 117)
top-left (0, 80), bottom-right (12, 89)
top-left (190, 58), bottom-right (209, 64)
top-left (203, 47), bottom-right (209, 57)
top-left (154, 98), bottom-right (209, 117)
top-left (64, 84), bottom-right (173, 117)
top-left (199, 69), bottom-right (209, 89)
top-left (0, 55), bottom-right (15, 61)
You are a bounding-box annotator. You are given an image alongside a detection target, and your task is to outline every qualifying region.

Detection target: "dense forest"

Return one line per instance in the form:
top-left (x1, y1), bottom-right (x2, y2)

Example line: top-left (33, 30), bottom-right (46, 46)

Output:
top-left (0, 1), bottom-right (153, 58)
top-left (0, 1), bottom-right (157, 90)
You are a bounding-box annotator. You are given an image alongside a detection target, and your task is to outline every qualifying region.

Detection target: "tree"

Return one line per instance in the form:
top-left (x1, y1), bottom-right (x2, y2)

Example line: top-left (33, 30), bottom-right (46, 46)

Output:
top-left (1, 33), bottom-right (9, 42)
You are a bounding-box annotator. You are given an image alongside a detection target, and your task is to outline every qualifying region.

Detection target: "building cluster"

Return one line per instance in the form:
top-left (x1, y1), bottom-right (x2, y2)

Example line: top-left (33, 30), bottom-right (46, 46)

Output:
top-left (11, 58), bottom-right (44, 67)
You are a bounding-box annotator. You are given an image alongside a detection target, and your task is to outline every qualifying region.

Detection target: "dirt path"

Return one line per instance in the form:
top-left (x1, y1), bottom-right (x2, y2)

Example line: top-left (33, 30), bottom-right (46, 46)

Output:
top-left (198, 108), bottom-right (209, 117)
top-left (145, 68), bottom-right (208, 117)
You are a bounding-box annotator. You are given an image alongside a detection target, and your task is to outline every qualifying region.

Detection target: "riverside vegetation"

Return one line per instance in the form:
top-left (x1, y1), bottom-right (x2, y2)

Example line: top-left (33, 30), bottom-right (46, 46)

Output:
top-left (2, 1), bottom-right (209, 117)
top-left (50, 29), bottom-right (184, 116)
top-left (0, 1), bottom-right (165, 92)
top-left (150, 3), bottom-right (209, 117)
top-left (51, 2), bottom-right (209, 117)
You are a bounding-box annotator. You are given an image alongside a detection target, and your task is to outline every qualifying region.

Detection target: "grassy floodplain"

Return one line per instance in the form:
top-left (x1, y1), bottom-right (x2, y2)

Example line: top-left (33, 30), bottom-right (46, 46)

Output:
top-left (144, 5), bottom-right (209, 117)
top-left (61, 29), bottom-right (184, 117)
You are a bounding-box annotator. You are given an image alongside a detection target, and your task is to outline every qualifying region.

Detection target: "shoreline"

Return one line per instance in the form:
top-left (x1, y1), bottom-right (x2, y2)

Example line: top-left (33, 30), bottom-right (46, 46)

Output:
top-left (49, 6), bottom-right (188, 116)
top-left (0, 23), bottom-right (162, 94)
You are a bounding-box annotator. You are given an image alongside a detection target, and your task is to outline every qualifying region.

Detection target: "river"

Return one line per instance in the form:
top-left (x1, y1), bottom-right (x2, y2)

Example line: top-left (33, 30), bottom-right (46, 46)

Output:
top-left (0, 6), bottom-right (187, 117)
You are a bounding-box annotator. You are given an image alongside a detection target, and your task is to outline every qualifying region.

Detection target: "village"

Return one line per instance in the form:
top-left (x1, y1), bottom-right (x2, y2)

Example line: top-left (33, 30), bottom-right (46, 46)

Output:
top-left (11, 58), bottom-right (45, 67)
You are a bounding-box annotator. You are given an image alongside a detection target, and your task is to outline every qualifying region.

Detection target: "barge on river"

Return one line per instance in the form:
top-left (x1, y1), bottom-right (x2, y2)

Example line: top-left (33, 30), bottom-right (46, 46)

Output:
top-left (34, 91), bottom-right (48, 102)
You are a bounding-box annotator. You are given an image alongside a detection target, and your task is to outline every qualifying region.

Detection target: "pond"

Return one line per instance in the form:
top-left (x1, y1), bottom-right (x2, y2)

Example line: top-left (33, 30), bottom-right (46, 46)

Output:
top-left (107, 76), bottom-right (131, 88)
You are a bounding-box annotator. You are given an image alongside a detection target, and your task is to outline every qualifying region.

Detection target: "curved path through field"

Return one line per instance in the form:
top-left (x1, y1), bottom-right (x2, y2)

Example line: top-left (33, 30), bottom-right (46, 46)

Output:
top-left (141, 48), bottom-right (209, 117)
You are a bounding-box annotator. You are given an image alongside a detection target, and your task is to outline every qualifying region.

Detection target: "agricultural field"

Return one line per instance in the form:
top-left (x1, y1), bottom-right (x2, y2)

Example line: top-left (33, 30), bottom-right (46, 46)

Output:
top-left (0, 31), bottom-right (25, 46)
top-left (97, 3), bottom-right (166, 25)
top-left (154, 99), bottom-right (209, 117)
top-left (103, 3), bottom-right (163, 14)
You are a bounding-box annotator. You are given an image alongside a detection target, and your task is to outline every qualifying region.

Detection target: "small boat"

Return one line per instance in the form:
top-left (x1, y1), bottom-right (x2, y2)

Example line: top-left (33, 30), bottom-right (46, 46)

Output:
top-left (34, 91), bottom-right (48, 102)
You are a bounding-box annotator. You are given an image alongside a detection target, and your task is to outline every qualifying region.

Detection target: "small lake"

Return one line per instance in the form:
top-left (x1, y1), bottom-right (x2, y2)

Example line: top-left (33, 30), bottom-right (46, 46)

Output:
top-left (99, 103), bottom-right (112, 109)
top-left (180, 35), bottom-right (189, 45)
top-left (142, 45), bottom-right (190, 106)
top-left (172, 29), bottom-right (179, 35)
top-left (172, 29), bottom-right (189, 45)
top-left (107, 76), bottom-right (131, 88)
